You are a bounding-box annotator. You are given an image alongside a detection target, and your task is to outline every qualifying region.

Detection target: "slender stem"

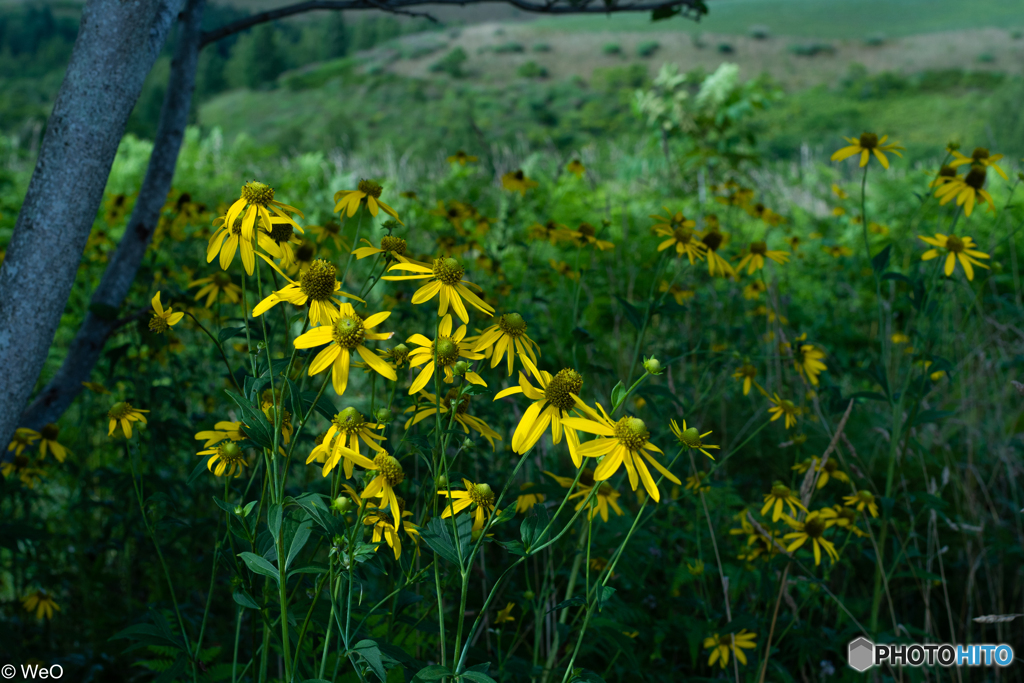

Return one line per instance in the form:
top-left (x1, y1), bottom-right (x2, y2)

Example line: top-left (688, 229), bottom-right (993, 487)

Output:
top-left (185, 311), bottom-right (242, 392)
top-left (756, 562), bottom-right (791, 683)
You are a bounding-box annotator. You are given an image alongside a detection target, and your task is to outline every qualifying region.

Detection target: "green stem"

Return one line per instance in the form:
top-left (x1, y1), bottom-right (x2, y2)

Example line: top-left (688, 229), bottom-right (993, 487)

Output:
top-left (185, 311), bottom-right (242, 393)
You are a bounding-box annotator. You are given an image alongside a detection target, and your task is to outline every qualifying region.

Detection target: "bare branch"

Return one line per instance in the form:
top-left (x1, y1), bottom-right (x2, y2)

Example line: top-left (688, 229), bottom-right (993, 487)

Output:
top-left (201, 0), bottom-right (705, 46)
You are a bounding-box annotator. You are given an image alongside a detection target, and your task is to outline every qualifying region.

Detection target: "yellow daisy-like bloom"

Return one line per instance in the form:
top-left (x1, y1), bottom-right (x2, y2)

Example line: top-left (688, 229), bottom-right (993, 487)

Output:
top-left (562, 402), bottom-right (680, 502)
top-left (361, 452), bottom-right (406, 528)
top-left (189, 271), bottom-right (242, 308)
top-left (792, 456), bottom-right (848, 489)
top-left (843, 490), bottom-right (880, 518)
top-left (832, 183), bottom-right (849, 199)
top-left (929, 165), bottom-right (959, 189)
top-left (205, 213), bottom-right (282, 276)
top-left (790, 333), bottom-right (827, 386)
top-left (830, 132), bottom-right (904, 169)
top-left (546, 469), bottom-right (624, 522)
top-left (918, 233), bottom-right (991, 280)
top-left (660, 281), bottom-right (695, 305)
top-left (195, 420), bottom-right (245, 448)
top-left (265, 218), bottom-right (305, 270)
top-left (404, 389), bottom-right (502, 450)
top-left (557, 222), bottom-right (614, 251)
top-left (448, 150), bottom-right (479, 166)
top-left (224, 180), bottom-right (303, 246)
top-left (334, 179), bottom-right (403, 224)
top-left (494, 357), bottom-right (585, 465)
top-left (736, 241), bottom-right (789, 275)
top-left (471, 312), bottom-right (541, 376)
top-left (363, 500), bottom-right (419, 559)
top-left (495, 602), bottom-right (516, 624)
top-left (351, 235), bottom-right (418, 265)
top-left (35, 423), bottom-right (70, 463)
top-left (82, 381), bottom-right (110, 394)
top-left (949, 147), bottom-right (1008, 181)
top-left (501, 169), bottom-right (539, 195)
top-left (307, 221), bottom-right (350, 253)
top-left (891, 332), bottom-right (910, 345)
top-left (704, 630), bottom-right (757, 669)
top-left (1, 454), bottom-right (43, 489)
top-left (670, 419), bottom-right (719, 460)
top-left (782, 510), bottom-right (839, 566)
top-left (200, 440), bottom-right (248, 478)
top-left (767, 393), bottom-right (800, 429)
top-left (566, 159), bottom-right (586, 178)
top-left (820, 505), bottom-right (867, 538)
top-left (731, 363), bottom-right (758, 396)
top-left (747, 202), bottom-right (785, 226)
top-left (147, 291), bottom-right (184, 334)
top-left (651, 209), bottom-right (706, 263)
top-left (106, 401), bottom-right (149, 438)
top-left (685, 471), bottom-right (711, 494)
top-left (309, 408), bottom-right (386, 479)
top-left (22, 590), bottom-right (60, 620)
top-left (932, 165), bottom-right (996, 217)
top-left (701, 228), bottom-right (735, 278)
top-left (528, 220), bottom-right (569, 244)
top-left (7, 428), bottom-right (39, 457)
top-left (406, 314), bottom-right (487, 394)
top-left (821, 245), bottom-right (854, 258)
top-left (549, 260), bottom-right (579, 281)
top-left (742, 281), bottom-right (766, 300)
top-left (384, 256), bottom-right (494, 324)
top-left (292, 303), bottom-right (396, 396)
top-left (761, 482), bottom-right (807, 522)
top-left (515, 482), bottom-right (545, 513)
top-left (253, 256), bottom-right (363, 326)
top-left (440, 479), bottom-right (499, 531)
top-left (430, 200), bottom-right (474, 232)
top-left (686, 559), bottom-right (704, 576)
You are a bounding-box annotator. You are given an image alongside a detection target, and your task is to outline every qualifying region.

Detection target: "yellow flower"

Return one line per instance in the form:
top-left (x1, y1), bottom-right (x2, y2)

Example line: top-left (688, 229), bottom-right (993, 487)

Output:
top-left (704, 630), bottom-right (757, 668)
top-left (448, 150), bottom-right (479, 166)
top-left (515, 482), bottom-right (545, 513)
top-left (820, 505), bottom-right (867, 537)
top-left (831, 183), bottom-right (849, 199)
top-left (868, 222), bottom-right (889, 235)
top-left (495, 358), bottom-right (585, 465)
top-left (404, 389), bottom-right (502, 450)
top-left (761, 482), bottom-right (807, 522)
top-left (195, 420), bottom-right (245, 448)
top-left (562, 402), bottom-right (680, 502)
top-left (440, 479), bottom-right (498, 531)
top-left (201, 441), bottom-right (248, 478)
top-left (307, 221), bottom-right (350, 253)
top-left (735, 241), bottom-right (789, 274)
top-left (364, 500), bottom-right (419, 559)
top-left (22, 590), bottom-right (60, 620)
top-left (495, 602), bottom-right (516, 624)
top-left (731, 363), bottom-right (758, 396)
top-left (949, 147), bottom-right (1008, 181)
top-left (549, 260), bottom-right (579, 280)
top-left (557, 223), bottom-right (614, 251)
top-left (742, 280), bottom-right (766, 300)
top-left (383, 256), bottom-right (494, 324)
top-left (891, 332), bottom-right (910, 344)
top-left (106, 401), bottom-right (149, 438)
top-left (933, 165), bottom-right (995, 217)
top-left (685, 471), bottom-right (711, 494)
top-left (700, 228), bottom-right (735, 278)
top-left (35, 424), bottom-right (70, 463)
top-left (843, 490), bottom-right (879, 517)
top-left (782, 510), bottom-right (839, 565)
top-left (651, 209), bottom-right (706, 263)
top-left (253, 257), bottom-right (363, 326)
top-left (361, 452), bottom-right (406, 527)
top-left (660, 281), bottom-right (694, 305)
top-left (790, 334), bottom-right (827, 386)
top-left (929, 165), bottom-right (959, 188)
top-left (1, 454), bottom-right (43, 489)
top-left (82, 381), bottom-right (110, 394)
top-left (686, 559), bottom-right (704, 576)
top-left (529, 220), bottom-right (569, 244)
top-left (334, 179), bottom-right (403, 224)
top-left (351, 235), bottom-right (419, 265)
top-left (918, 233), bottom-right (990, 280)
top-left (293, 304), bottom-right (396, 396)
top-left (747, 202), bottom-right (784, 226)
top-left (406, 314), bottom-right (487, 394)
top-left (308, 408), bottom-right (386, 479)
top-left (546, 468), bottom-right (624, 522)
top-left (830, 132), bottom-right (904, 169)
top-left (7, 428), bottom-right (39, 457)
top-left (792, 456), bottom-right (848, 489)
top-left (670, 419), bottom-right (719, 460)
top-left (501, 169), bottom-right (539, 195)
top-left (471, 312), bottom-right (541, 376)
top-left (224, 180), bottom-right (304, 247)
top-left (821, 245), bottom-right (853, 258)
top-left (148, 291), bottom-right (184, 334)
top-left (566, 159), bottom-right (586, 178)
top-left (767, 393), bottom-right (800, 429)
top-left (189, 271), bottom-right (242, 308)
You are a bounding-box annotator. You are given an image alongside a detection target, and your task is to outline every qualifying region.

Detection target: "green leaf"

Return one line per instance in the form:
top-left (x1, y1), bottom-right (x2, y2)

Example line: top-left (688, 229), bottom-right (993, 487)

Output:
top-left (352, 640), bottom-right (388, 682)
top-left (615, 296), bottom-right (644, 330)
top-left (268, 504), bottom-right (283, 543)
top-left (224, 389), bottom-right (275, 449)
top-left (302, 391), bottom-right (338, 422)
top-left (520, 505), bottom-right (550, 552)
top-left (413, 665), bottom-right (451, 681)
top-left (871, 243), bottom-right (892, 274)
top-left (291, 492), bottom-right (332, 530)
top-left (571, 327), bottom-right (595, 345)
top-left (239, 552), bottom-right (280, 584)
top-left (596, 585), bottom-right (616, 610)
top-left (911, 409), bottom-right (954, 426)
top-left (154, 654), bottom-right (188, 683)
top-left (610, 381), bottom-right (627, 411)
top-left (881, 272), bottom-right (911, 284)
top-left (497, 539), bottom-right (526, 556)
top-left (849, 391), bottom-right (888, 402)
top-left (285, 518), bottom-right (313, 571)
top-left (233, 589), bottom-right (261, 610)
top-left (492, 505), bottom-right (517, 526)
top-left (548, 596), bottom-right (587, 613)
top-left (463, 673), bottom-right (497, 683)
top-left (212, 497), bottom-right (236, 514)
top-left (569, 669), bottom-right (607, 683)
top-left (187, 459), bottom-right (209, 486)
top-left (421, 515), bottom-right (471, 567)
top-left (218, 326), bottom-right (246, 343)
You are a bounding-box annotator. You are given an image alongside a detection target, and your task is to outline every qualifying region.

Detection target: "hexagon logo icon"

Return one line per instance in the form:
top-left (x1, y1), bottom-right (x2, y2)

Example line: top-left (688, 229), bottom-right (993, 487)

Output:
top-left (848, 637), bottom-right (874, 672)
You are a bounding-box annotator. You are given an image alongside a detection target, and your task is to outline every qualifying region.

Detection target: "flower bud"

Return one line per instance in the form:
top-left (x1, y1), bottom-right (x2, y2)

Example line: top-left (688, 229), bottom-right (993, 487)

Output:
top-left (523, 590), bottom-right (536, 600)
top-left (474, 483), bottom-right (493, 498)
top-left (332, 534), bottom-right (345, 547)
top-left (374, 407), bottom-right (394, 424)
top-left (462, 437), bottom-right (476, 451)
top-left (331, 496), bottom-right (352, 514)
top-left (435, 474), bottom-right (448, 489)
top-left (453, 360), bottom-right (470, 376)
top-left (233, 505), bottom-right (244, 516)
top-left (643, 356), bottom-right (663, 375)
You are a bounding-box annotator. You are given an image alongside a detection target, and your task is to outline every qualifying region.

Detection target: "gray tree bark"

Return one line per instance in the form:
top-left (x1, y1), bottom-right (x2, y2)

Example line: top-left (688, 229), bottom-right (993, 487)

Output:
top-left (20, 0), bottom-right (206, 431)
top-left (0, 0), bottom-right (186, 448)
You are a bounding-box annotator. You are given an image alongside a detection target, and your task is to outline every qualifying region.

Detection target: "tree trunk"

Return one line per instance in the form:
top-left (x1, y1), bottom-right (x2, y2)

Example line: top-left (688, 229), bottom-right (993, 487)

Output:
top-left (0, 0), bottom-right (186, 448)
top-left (21, 0), bottom-right (206, 431)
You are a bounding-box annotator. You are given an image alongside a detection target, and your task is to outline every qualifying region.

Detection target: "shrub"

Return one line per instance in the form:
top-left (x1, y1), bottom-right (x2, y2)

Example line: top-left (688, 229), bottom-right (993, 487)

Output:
top-left (603, 43), bottom-right (622, 55)
top-left (429, 47), bottom-right (468, 77)
top-left (517, 61), bottom-right (549, 79)
top-left (493, 42), bottom-right (525, 54)
top-left (636, 41), bottom-right (660, 58)
top-left (717, 42), bottom-right (735, 54)
top-left (748, 25), bottom-right (771, 40)
top-left (788, 43), bottom-right (836, 57)
top-left (977, 52), bottom-right (996, 64)
top-left (532, 43), bottom-right (552, 53)
top-left (864, 33), bottom-right (886, 46)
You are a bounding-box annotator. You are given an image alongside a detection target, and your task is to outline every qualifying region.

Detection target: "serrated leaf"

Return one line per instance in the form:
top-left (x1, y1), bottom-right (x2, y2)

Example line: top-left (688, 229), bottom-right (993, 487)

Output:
top-left (291, 492), bottom-right (331, 530)
top-left (421, 515), bottom-right (470, 567)
top-left (225, 389), bottom-right (275, 449)
top-left (239, 552), bottom-right (280, 584)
